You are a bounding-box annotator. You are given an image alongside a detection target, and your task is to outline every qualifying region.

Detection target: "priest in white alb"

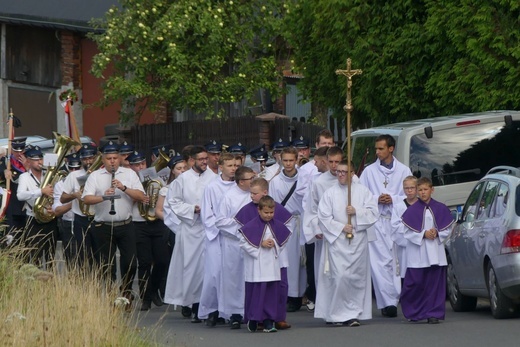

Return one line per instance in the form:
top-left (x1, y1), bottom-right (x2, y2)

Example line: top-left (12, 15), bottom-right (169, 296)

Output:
top-left (359, 134), bottom-right (411, 318)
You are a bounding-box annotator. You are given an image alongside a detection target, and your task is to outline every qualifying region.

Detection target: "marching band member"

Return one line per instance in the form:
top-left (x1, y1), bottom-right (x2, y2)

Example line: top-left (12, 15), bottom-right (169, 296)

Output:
top-left (61, 144), bottom-right (98, 268)
top-left (17, 146), bottom-right (57, 265)
top-left (1, 137), bottom-right (29, 230)
top-left (127, 150), bottom-right (170, 311)
top-left (52, 153), bottom-right (81, 268)
top-left (82, 141), bottom-right (145, 306)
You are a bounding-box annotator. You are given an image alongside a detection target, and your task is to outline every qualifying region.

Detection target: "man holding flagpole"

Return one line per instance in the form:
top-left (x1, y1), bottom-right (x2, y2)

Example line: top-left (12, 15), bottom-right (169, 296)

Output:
top-left (1, 137), bottom-right (29, 230)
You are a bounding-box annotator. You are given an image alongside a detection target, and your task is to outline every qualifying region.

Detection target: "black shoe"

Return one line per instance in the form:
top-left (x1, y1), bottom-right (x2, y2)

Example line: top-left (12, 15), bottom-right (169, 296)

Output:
top-left (286, 297), bottom-right (302, 312)
top-left (140, 301), bottom-right (151, 311)
top-left (286, 302), bottom-right (302, 312)
top-left (381, 305), bottom-right (398, 317)
top-left (427, 317), bottom-right (439, 324)
top-left (191, 313), bottom-right (202, 323)
top-left (346, 319), bottom-right (360, 327)
top-left (152, 292), bottom-right (164, 307)
top-left (247, 320), bottom-right (257, 333)
top-left (205, 311), bottom-right (218, 327)
top-left (181, 306), bottom-right (192, 318)
top-left (230, 321), bottom-right (241, 329)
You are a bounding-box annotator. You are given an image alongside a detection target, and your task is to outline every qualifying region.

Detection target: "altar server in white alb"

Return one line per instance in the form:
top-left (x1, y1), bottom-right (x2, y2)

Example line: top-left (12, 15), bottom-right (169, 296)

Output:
top-left (302, 146), bottom-right (344, 288)
top-left (198, 152), bottom-right (238, 326)
top-left (359, 134), bottom-right (411, 318)
top-left (315, 160), bottom-right (379, 326)
top-left (390, 175), bottom-right (419, 280)
top-left (164, 146), bottom-right (217, 322)
top-left (214, 166), bottom-right (257, 329)
top-left (269, 147), bottom-right (306, 312)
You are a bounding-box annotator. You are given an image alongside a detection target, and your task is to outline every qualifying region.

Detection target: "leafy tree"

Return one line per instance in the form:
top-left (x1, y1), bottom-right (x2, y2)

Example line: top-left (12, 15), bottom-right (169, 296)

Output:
top-left (424, 0), bottom-right (520, 114)
top-left (89, 0), bottom-right (289, 124)
top-left (284, 0), bottom-right (520, 127)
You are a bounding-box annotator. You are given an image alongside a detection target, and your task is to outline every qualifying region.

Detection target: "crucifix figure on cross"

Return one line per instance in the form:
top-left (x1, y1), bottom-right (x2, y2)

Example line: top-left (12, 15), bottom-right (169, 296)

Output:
top-left (336, 58), bottom-right (363, 113)
top-left (336, 58), bottom-right (363, 243)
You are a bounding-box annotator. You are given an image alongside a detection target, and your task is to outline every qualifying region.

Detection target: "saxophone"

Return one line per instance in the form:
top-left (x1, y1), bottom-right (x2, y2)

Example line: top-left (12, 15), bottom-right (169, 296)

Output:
top-left (34, 132), bottom-right (79, 224)
top-left (138, 149), bottom-right (169, 221)
top-left (78, 153), bottom-right (103, 217)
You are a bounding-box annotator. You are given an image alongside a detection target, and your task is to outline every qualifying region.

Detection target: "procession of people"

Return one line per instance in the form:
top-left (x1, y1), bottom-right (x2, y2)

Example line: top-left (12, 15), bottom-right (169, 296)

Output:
top-left (0, 130), bottom-right (453, 332)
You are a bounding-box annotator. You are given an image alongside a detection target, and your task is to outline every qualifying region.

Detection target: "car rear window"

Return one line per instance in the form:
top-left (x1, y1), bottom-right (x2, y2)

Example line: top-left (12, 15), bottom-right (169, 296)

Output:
top-left (410, 121), bottom-right (520, 186)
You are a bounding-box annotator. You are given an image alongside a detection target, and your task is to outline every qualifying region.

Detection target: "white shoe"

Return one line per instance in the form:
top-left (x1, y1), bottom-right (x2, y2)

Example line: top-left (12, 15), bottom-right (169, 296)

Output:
top-left (306, 300), bottom-right (315, 311)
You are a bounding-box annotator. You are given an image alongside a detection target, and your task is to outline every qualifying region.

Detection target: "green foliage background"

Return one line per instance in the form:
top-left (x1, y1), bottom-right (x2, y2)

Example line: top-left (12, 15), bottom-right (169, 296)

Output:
top-left (90, 0), bottom-right (289, 123)
top-left (91, 0), bottom-right (520, 127)
top-left (284, 0), bottom-right (520, 127)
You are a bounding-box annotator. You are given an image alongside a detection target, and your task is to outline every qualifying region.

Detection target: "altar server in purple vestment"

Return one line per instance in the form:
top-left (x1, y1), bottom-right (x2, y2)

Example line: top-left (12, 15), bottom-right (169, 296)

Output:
top-left (235, 177), bottom-right (293, 330)
top-left (239, 196), bottom-right (291, 333)
top-left (400, 177), bottom-right (454, 324)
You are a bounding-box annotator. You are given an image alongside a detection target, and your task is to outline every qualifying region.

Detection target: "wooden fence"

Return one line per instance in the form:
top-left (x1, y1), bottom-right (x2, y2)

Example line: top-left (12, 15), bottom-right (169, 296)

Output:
top-left (130, 115), bottom-right (326, 159)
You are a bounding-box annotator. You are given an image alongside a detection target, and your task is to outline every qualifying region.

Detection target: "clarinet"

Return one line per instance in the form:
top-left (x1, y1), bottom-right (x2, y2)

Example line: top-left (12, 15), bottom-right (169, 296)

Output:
top-left (109, 166), bottom-right (116, 215)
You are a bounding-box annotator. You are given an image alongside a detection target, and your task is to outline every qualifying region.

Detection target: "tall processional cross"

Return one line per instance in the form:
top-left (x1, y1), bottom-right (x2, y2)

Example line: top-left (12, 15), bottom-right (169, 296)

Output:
top-left (336, 58), bottom-right (363, 243)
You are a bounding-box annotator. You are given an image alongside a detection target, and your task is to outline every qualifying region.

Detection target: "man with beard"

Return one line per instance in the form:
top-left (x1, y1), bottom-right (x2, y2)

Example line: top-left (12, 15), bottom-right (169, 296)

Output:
top-left (164, 146), bottom-right (217, 322)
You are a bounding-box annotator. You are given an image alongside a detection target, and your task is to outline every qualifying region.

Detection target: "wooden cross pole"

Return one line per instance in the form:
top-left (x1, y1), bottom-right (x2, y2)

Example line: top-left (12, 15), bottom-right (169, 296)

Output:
top-left (336, 58), bottom-right (362, 242)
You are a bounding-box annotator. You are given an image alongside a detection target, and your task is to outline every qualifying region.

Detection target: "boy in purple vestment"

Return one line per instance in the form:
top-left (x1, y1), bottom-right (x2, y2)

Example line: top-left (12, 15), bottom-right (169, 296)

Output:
top-left (400, 177), bottom-right (454, 324)
top-left (239, 196), bottom-right (291, 333)
top-left (234, 178), bottom-right (293, 330)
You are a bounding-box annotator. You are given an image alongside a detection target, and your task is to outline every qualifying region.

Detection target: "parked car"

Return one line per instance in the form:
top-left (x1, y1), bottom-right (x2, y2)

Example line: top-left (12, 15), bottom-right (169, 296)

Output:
top-left (445, 166), bottom-right (520, 319)
top-left (0, 135), bottom-right (47, 150)
top-left (30, 135), bottom-right (96, 154)
top-left (0, 135), bottom-right (95, 154)
top-left (350, 110), bottom-right (520, 217)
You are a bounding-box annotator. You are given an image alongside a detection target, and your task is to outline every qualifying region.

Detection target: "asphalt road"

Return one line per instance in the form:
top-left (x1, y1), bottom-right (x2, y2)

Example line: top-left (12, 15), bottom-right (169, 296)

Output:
top-left (51, 243), bottom-right (518, 347)
top-left (133, 299), bottom-right (519, 347)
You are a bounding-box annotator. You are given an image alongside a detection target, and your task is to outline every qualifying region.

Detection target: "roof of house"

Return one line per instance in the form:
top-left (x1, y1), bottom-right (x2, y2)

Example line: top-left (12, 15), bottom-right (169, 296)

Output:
top-left (0, 0), bottom-right (119, 32)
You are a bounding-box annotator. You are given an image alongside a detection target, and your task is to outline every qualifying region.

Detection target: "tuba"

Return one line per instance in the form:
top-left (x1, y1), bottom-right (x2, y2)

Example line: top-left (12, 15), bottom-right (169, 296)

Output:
top-left (79, 153), bottom-right (103, 217)
top-left (138, 149), bottom-right (169, 221)
top-left (34, 132), bottom-right (80, 224)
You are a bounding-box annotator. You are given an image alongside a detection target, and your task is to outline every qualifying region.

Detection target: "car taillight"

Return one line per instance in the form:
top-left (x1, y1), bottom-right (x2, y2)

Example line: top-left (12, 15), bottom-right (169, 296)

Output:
top-left (501, 229), bottom-right (520, 254)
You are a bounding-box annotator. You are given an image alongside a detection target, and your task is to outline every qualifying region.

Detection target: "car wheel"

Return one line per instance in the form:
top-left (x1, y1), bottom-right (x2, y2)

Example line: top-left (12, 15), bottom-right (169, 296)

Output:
top-left (487, 264), bottom-right (516, 319)
top-left (447, 260), bottom-right (477, 312)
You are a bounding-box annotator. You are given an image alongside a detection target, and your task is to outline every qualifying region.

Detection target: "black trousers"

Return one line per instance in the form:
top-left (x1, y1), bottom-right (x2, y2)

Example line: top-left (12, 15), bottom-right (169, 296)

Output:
top-left (57, 218), bottom-right (77, 268)
top-left (304, 243), bottom-right (316, 302)
top-left (73, 214), bottom-right (95, 269)
top-left (23, 217), bottom-right (58, 267)
top-left (134, 221), bottom-right (171, 301)
top-left (91, 221), bottom-right (137, 294)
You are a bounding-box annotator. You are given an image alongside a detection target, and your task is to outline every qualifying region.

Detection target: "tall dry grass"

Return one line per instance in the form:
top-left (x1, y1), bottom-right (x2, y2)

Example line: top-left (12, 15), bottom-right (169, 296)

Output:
top-left (0, 247), bottom-right (156, 347)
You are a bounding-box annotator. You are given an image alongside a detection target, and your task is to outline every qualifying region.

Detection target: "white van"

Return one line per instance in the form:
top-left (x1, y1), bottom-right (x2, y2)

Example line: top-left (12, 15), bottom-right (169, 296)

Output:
top-left (351, 110), bottom-right (520, 215)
